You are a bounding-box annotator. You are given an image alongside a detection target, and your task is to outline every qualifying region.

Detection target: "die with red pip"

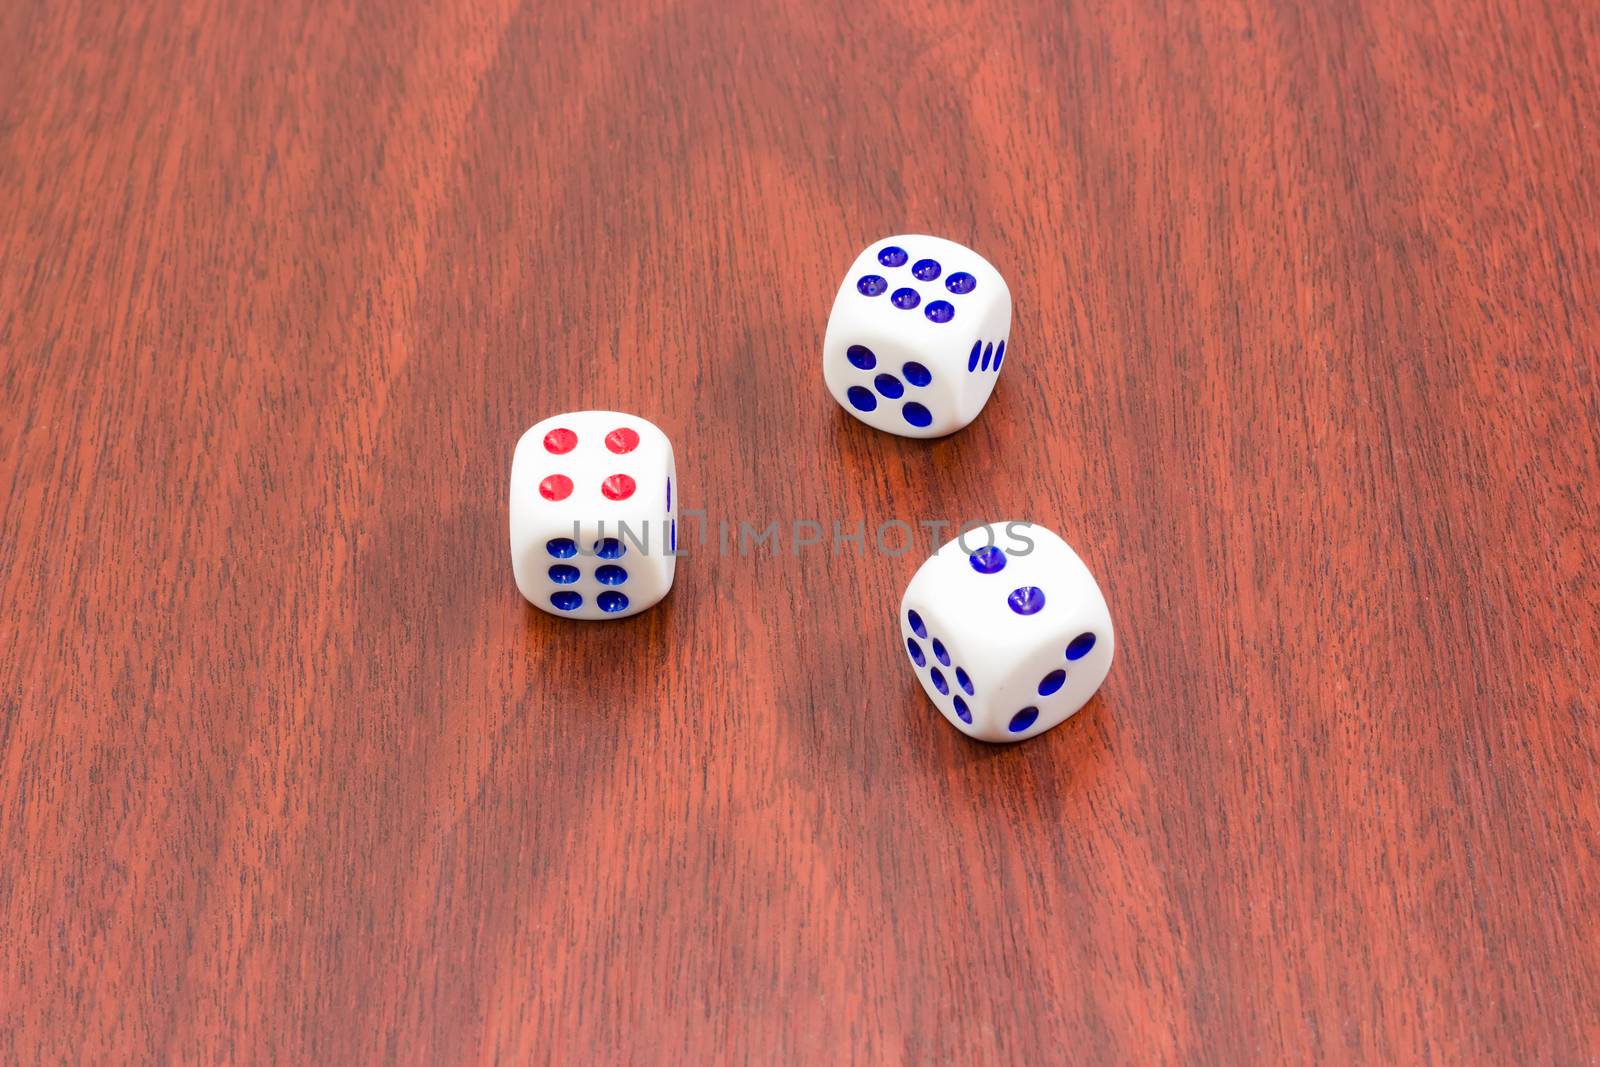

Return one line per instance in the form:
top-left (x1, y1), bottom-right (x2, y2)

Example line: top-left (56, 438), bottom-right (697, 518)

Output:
top-left (509, 411), bottom-right (677, 619)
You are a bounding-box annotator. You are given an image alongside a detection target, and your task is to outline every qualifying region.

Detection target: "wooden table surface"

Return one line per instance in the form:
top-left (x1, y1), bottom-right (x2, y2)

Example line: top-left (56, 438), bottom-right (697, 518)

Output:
top-left (4, 0), bottom-right (1598, 1062)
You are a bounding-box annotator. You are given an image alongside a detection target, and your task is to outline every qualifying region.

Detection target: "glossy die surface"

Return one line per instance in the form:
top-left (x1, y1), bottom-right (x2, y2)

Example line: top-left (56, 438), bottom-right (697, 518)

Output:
top-left (823, 234), bottom-right (1012, 439)
top-left (899, 523), bottom-right (1113, 742)
top-left (509, 411), bottom-right (677, 620)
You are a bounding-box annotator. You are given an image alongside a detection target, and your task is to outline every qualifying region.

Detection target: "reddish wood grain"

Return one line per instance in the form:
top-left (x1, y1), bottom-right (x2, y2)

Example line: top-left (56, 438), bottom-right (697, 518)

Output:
top-left (2, 0), bottom-right (1598, 1062)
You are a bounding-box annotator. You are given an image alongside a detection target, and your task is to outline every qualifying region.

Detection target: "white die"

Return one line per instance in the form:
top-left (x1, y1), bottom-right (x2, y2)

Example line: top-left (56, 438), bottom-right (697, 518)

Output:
top-left (509, 411), bottom-right (677, 620)
top-left (822, 234), bottom-right (1012, 438)
top-left (899, 523), bottom-right (1113, 742)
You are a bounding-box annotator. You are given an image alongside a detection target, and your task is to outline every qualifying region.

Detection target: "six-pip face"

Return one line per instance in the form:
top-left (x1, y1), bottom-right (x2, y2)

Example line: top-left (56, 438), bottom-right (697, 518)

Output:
top-left (509, 410), bottom-right (677, 621)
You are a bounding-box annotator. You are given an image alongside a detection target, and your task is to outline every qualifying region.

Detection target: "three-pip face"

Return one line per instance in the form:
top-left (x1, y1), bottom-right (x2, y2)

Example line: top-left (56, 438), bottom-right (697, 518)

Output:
top-left (823, 234), bottom-right (1012, 439)
top-left (509, 411), bottom-right (677, 620)
top-left (900, 523), bottom-right (1114, 742)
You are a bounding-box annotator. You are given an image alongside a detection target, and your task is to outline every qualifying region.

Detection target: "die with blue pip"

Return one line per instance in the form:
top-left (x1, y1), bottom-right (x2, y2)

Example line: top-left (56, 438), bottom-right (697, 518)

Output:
top-left (509, 410), bottom-right (678, 620)
top-left (823, 234), bottom-right (1012, 438)
top-left (900, 523), bottom-right (1114, 743)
